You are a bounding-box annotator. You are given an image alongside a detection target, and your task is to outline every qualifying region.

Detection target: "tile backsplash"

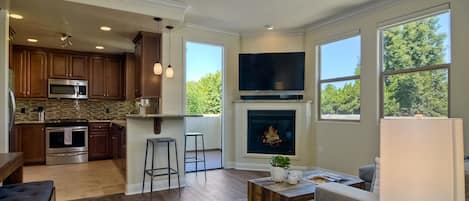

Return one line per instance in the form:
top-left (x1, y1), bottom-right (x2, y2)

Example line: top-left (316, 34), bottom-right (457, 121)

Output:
top-left (16, 99), bottom-right (138, 121)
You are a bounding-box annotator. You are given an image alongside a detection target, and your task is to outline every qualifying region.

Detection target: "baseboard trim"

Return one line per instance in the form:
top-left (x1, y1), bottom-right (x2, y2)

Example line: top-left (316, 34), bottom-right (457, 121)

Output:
top-left (126, 177), bottom-right (186, 195)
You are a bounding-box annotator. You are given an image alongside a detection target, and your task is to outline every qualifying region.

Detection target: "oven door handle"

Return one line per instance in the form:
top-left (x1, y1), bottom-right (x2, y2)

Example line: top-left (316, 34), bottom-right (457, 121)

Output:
top-left (50, 152), bottom-right (87, 157)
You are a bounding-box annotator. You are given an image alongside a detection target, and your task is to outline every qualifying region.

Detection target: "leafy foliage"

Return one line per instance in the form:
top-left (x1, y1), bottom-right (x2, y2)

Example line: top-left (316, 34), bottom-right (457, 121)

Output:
top-left (321, 16), bottom-right (448, 118)
top-left (270, 155), bottom-right (290, 168)
top-left (186, 71), bottom-right (222, 114)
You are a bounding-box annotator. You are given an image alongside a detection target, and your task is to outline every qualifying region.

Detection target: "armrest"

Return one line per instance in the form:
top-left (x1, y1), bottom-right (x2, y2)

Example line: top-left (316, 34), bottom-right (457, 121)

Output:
top-left (315, 183), bottom-right (378, 201)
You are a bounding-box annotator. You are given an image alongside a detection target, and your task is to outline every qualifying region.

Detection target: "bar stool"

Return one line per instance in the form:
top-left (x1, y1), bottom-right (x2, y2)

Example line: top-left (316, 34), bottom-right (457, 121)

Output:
top-left (184, 132), bottom-right (207, 181)
top-left (142, 137), bottom-right (181, 194)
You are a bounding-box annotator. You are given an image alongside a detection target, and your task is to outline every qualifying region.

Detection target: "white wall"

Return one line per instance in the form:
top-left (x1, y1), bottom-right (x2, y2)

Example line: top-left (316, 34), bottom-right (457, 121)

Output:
top-left (306, 0), bottom-right (469, 175)
top-left (185, 115), bottom-right (222, 150)
top-left (0, 9), bottom-right (9, 153)
top-left (240, 31), bottom-right (304, 53)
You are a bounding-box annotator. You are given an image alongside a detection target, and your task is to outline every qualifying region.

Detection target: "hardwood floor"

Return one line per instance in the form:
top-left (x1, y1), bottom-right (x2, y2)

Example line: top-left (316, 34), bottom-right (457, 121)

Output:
top-left (74, 169), bottom-right (269, 201)
top-left (23, 160), bottom-right (125, 201)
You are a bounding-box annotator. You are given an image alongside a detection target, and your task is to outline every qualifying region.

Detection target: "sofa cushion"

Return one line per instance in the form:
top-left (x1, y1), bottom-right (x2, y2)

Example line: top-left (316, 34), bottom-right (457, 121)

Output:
top-left (315, 182), bottom-right (378, 201)
top-left (358, 164), bottom-right (375, 183)
top-left (0, 181), bottom-right (54, 201)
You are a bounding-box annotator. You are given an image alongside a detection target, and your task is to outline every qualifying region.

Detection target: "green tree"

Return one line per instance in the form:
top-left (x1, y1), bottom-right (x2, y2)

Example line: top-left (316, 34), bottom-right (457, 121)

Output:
top-left (383, 16), bottom-right (448, 117)
top-left (186, 71), bottom-right (222, 114)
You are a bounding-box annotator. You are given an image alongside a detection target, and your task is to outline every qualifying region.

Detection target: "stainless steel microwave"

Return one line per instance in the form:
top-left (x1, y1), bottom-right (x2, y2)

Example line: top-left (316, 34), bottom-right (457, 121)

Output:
top-left (48, 79), bottom-right (88, 99)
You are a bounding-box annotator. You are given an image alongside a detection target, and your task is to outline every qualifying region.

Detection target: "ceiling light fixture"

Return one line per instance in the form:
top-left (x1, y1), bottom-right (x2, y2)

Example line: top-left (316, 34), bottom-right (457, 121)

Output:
top-left (264, 25), bottom-right (274, 30)
top-left (95, 46), bottom-right (104, 50)
top-left (153, 17), bottom-right (163, 75)
top-left (60, 33), bottom-right (73, 48)
top-left (9, 14), bottom-right (23, 19)
top-left (165, 25), bottom-right (174, 79)
top-left (100, 26), bottom-right (112, 31)
top-left (27, 38), bottom-right (38, 43)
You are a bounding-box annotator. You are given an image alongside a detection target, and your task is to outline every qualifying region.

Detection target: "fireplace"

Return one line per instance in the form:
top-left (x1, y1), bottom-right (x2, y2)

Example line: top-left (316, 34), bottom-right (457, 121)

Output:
top-left (247, 110), bottom-right (295, 155)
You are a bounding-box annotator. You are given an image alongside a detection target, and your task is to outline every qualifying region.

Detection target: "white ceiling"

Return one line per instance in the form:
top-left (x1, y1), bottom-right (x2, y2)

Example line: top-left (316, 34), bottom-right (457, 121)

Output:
top-left (9, 0), bottom-right (391, 53)
top-left (182, 0), bottom-right (389, 33)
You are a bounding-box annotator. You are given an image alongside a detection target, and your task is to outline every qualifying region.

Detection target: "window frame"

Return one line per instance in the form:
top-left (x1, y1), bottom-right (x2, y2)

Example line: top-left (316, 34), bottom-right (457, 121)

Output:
top-left (317, 34), bottom-right (362, 122)
top-left (378, 10), bottom-right (451, 119)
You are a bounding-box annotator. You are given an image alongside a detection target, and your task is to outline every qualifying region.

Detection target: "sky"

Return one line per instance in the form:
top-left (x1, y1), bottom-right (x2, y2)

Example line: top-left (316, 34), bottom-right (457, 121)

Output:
top-left (185, 42), bottom-right (223, 82)
top-left (320, 12), bottom-right (451, 89)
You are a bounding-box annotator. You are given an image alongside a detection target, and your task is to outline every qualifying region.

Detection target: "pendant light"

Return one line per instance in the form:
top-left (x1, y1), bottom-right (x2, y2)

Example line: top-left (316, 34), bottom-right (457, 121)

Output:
top-left (153, 17), bottom-right (163, 75)
top-left (165, 25), bottom-right (174, 78)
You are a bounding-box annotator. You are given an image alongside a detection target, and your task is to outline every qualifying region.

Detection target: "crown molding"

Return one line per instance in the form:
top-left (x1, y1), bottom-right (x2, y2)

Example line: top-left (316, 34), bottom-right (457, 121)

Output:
top-left (65, 0), bottom-right (189, 21)
top-left (184, 23), bottom-right (241, 37)
top-left (307, 0), bottom-right (400, 31)
top-left (240, 29), bottom-right (306, 37)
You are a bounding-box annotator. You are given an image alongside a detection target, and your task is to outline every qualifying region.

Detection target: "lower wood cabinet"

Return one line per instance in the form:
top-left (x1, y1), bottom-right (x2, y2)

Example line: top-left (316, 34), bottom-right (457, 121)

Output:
top-left (111, 123), bottom-right (126, 173)
top-left (88, 122), bottom-right (111, 161)
top-left (13, 124), bottom-right (46, 165)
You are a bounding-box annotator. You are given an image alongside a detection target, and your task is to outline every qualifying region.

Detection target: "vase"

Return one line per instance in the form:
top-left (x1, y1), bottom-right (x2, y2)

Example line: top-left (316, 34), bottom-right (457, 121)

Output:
top-left (271, 166), bottom-right (287, 182)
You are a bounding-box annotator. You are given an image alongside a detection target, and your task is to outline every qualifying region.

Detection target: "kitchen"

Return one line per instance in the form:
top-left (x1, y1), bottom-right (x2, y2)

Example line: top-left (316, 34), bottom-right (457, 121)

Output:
top-left (6, 0), bottom-right (176, 200)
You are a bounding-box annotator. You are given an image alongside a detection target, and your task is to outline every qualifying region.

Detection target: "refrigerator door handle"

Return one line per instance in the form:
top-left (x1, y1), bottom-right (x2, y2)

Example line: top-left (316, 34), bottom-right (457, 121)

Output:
top-left (8, 89), bottom-right (15, 132)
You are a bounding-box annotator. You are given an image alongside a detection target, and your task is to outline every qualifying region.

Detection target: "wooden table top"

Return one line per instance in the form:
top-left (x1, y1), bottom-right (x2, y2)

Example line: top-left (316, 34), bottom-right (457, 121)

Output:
top-left (0, 152), bottom-right (23, 182)
top-left (248, 169), bottom-right (364, 200)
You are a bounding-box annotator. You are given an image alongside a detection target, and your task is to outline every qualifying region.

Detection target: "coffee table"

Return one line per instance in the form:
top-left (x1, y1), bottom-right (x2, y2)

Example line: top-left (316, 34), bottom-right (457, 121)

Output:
top-left (248, 169), bottom-right (365, 201)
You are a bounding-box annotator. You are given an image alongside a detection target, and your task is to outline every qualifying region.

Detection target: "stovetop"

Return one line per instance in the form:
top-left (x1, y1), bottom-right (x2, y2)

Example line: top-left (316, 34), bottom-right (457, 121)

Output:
top-left (45, 119), bottom-right (89, 127)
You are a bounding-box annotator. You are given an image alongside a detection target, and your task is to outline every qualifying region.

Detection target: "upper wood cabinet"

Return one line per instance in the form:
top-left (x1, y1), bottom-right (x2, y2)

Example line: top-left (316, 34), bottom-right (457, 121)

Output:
top-left (12, 47), bottom-right (48, 98)
top-left (133, 32), bottom-right (162, 98)
top-left (89, 55), bottom-right (124, 100)
top-left (49, 52), bottom-right (88, 80)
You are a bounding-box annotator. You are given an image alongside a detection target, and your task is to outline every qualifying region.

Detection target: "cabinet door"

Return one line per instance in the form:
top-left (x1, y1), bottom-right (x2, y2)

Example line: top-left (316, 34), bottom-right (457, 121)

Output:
top-left (12, 49), bottom-right (27, 98)
top-left (20, 124), bottom-right (45, 165)
top-left (28, 50), bottom-right (48, 98)
top-left (69, 55), bottom-right (88, 79)
top-left (89, 56), bottom-right (106, 98)
top-left (49, 53), bottom-right (69, 79)
top-left (105, 57), bottom-right (123, 99)
top-left (89, 133), bottom-right (109, 160)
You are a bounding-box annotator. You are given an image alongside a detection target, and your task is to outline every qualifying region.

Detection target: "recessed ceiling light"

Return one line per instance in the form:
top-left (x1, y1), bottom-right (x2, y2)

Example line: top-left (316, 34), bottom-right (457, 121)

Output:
top-left (95, 46), bottom-right (104, 50)
top-left (9, 14), bottom-right (23, 20)
top-left (27, 38), bottom-right (38, 43)
top-left (100, 26), bottom-right (111, 31)
top-left (264, 25), bottom-right (274, 30)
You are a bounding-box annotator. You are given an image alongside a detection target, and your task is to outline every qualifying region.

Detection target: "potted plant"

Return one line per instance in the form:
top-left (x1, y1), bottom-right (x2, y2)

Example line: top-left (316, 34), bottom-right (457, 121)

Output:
top-left (270, 155), bottom-right (290, 182)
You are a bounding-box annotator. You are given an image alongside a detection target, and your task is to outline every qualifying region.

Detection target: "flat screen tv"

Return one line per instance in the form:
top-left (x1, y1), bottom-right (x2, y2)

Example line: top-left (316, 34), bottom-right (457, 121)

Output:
top-left (239, 52), bottom-right (305, 91)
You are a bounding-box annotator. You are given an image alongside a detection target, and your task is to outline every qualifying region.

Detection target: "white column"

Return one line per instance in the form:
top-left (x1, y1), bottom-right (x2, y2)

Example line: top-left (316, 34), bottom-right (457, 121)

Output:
top-left (0, 9), bottom-right (9, 153)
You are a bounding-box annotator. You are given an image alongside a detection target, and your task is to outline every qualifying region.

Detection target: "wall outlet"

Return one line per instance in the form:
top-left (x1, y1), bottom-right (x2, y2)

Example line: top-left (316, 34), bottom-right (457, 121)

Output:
top-left (106, 108), bottom-right (110, 114)
top-left (21, 108), bottom-right (26, 113)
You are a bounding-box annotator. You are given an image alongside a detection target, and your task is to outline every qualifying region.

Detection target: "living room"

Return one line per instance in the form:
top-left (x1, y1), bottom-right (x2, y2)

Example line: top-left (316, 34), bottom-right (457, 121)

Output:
top-left (0, 0), bottom-right (468, 201)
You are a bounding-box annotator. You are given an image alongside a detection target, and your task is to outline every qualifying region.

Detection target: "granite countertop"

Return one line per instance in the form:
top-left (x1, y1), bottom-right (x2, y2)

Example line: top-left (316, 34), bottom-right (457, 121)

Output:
top-left (15, 121), bottom-right (45, 125)
top-left (126, 114), bottom-right (204, 118)
top-left (111, 120), bottom-right (126, 127)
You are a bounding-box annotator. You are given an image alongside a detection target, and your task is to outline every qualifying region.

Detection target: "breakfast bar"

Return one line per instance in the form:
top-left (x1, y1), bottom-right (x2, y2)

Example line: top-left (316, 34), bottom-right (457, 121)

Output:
top-left (125, 114), bottom-right (203, 194)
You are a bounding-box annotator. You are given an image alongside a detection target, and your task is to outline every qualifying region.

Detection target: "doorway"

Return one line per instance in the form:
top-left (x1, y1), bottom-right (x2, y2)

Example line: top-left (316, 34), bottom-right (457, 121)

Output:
top-left (184, 41), bottom-right (224, 173)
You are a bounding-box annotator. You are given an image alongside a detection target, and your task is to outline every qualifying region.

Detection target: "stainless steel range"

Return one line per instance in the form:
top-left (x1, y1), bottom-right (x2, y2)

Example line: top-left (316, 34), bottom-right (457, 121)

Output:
top-left (45, 119), bottom-right (88, 165)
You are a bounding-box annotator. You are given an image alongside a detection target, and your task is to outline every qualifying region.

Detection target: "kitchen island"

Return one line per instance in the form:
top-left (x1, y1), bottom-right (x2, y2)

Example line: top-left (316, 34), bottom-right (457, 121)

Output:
top-left (125, 114), bottom-right (203, 194)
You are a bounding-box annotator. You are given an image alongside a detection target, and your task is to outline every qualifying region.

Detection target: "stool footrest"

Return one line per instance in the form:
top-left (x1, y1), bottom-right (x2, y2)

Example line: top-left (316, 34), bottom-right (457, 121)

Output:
top-left (184, 159), bottom-right (206, 163)
top-left (145, 168), bottom-right (179, 177)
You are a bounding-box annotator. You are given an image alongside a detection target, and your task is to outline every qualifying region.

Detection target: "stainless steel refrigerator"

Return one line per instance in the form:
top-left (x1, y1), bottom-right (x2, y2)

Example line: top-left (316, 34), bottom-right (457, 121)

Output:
top-left (8, 69), bottom-right (15, 151)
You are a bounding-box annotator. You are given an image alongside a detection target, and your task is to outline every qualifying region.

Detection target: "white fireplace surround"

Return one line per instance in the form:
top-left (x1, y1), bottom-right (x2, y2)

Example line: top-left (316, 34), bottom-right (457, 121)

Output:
top-left (232, 100), bottom-right (313, 171)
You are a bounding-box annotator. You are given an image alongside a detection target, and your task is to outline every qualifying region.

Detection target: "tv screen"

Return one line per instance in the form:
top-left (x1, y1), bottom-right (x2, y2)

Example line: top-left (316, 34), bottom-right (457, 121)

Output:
top-left (239, 52), bottom-right (305, 91)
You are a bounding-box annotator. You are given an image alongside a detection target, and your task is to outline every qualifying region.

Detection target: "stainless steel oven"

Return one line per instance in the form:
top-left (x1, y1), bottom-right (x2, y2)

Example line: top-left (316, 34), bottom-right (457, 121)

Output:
top-left (48, 79), bottom-right (88, 99)
top-left (46, 120), bottom-right (88, 165)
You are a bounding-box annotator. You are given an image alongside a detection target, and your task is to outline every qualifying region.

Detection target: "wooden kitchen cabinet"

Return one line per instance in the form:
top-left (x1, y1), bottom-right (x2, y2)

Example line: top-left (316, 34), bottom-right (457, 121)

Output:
top-left (110, 123), bottom-right (126, 174)
top-left (49, 52), bottom-right (88, 80)
top-left (12, 47), bottom-right (48, 98)
top-left (14, 124), bottom-right (46, 165)
top-left (89, 56), bottom-right (124, 100)
top-left (133, 32), bottom-right (162, 98)
top-left (88, 122), bottom-right (111, 161)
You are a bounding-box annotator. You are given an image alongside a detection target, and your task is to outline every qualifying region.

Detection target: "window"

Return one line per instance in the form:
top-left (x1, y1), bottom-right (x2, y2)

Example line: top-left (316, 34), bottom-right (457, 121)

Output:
top-left (381, 12), bottom-right (450, 118)
top-left (318, 35), bottom-right (361, 121)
